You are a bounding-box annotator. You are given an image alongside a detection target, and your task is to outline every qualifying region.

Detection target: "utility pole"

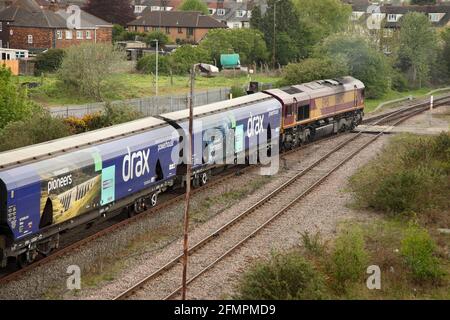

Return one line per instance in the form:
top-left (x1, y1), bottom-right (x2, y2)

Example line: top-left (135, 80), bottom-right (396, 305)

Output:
top-left (272, 1), bottom-right (276, 70)
top-left (155, 39), bottom-right (159, 96)
top-left (181, 64), bottom-right (198, 300)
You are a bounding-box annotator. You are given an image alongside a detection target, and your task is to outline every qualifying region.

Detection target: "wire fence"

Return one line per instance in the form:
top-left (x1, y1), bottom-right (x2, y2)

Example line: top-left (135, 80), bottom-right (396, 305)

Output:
top-left (49, 87), bottom-right (231, 118)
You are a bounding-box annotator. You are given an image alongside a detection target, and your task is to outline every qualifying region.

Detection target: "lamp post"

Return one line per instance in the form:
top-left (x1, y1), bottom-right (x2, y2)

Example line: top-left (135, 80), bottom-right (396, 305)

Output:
top-left (181, 63), bottom-right (200, 300)
top-left (151, 39), bottom-right (159, 96)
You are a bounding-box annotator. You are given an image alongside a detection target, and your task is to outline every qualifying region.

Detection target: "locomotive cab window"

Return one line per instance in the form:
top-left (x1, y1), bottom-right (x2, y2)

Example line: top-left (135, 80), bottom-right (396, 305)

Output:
top-left (297, 104), bottom-right (310, 121)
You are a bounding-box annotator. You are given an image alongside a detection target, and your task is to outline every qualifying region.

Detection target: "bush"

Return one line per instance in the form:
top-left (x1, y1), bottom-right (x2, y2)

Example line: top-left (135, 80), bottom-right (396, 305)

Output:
top-left (170, 45), bottom-right (211, 75)
top-left (330, 227), bottom-right (368, 290)
top-left (143, 31), bottom-right (170, 47)
top-left (278, 57), bottom-right (349, 86)
top-left (401, 224), bottom-right (444, 282)
top-left (0, 107), bottom-right (71, 151)
top-left (34, 49), bottom-right (65, 75)
top-left (136, 54), bottom-right (172, 75)
top-left (235, 252), bottom-right (327, 300)
top-left (391, 70), bottom-right (409, 92)
top-left (64, 104), bottom-right (142, 133)
top-left (57, 43), bottom-right (127, 100)
top-left (0, 66), bottom-right (37, 129)
top-left (350, 134), bottom-right (450, 215)
top-left (230, 85), bottom-right (246, 98)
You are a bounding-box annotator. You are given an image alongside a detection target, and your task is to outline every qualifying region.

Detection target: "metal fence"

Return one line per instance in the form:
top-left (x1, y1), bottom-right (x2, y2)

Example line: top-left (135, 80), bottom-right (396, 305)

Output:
top-left (49, 87), bottom-right (231, 118)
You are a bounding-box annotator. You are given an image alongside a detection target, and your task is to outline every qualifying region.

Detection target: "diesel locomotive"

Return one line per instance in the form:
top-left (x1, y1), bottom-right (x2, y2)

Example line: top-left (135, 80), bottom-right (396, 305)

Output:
top-left (0, 76), bottom-right (364, 267)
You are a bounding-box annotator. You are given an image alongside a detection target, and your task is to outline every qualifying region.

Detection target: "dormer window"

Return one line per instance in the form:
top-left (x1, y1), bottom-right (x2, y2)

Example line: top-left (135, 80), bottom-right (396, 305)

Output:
top-left (217, 9), bottom-right (225, 16)
top-left (236, 10), bottom-right (245, 18)
top-left (387, 14), bottom-right (398, 22)
top-left (429, 13), bottom-right (440, 22)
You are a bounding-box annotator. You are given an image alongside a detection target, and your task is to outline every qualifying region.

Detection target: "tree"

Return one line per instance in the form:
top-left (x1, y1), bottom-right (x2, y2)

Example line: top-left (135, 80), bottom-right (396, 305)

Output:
top-left (251, 0), bottom-right (313, 65)
top-left (442, 28), bottom-right (450, 81)
top-left (0, 66), bottom-right (36, 129)
top-left (170, 45), bottom-right (211, 74)
top-left (398, 12), bottom-right (438, 88)
top-left (279, 57), bottom-right (349, 87)
top-left (317, 34), bottom-right (392, 98)
top-left (57, 43), bottom-right (127, 100)
top-left (84, 0), bottom-right (134, 26)
top-left (179, 0), bottom-right (209, 15)
top-left (34, 49), bottom-right (65, 75)
top-left (200, 28), bottom-right (269, 66)
top-left (292, 0), bottom-right (351, 44)
top-left (143, 31), bottom-right (170, 47)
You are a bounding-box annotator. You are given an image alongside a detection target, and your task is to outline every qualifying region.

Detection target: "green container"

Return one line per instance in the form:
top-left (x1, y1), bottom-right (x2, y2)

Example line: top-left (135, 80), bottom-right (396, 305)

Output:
top-left (220, 54), bottom-right (240, 69)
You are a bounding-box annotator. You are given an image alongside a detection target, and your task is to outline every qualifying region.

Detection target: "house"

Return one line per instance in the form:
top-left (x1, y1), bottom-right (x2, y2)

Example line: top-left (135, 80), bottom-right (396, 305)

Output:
top-left (127, 9), bottom-right (227, 44)
top-left (132, 0), bottom-right (183, 15)
top-left (348, 2), bottom-right (450, 54)
top-left (207, 0), bottom-right (253, 29)
top-left (0, 0), bottom-right (112, 52)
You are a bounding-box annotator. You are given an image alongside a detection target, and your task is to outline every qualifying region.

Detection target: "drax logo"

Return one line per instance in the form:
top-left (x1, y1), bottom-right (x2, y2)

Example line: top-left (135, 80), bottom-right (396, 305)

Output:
top-left (247, 114), bottom-right (265, 138)
top-left (122, 147), bottom-right (150, 182)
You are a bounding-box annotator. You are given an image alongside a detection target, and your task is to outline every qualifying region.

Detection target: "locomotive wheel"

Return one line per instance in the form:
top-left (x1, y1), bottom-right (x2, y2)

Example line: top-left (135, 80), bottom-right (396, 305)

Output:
top-left (16, 251), bottom-right (36, 268)
top-left (200, 172), bottom-right (208, 186)
top-left (150, 193), bottom-right (158, 207)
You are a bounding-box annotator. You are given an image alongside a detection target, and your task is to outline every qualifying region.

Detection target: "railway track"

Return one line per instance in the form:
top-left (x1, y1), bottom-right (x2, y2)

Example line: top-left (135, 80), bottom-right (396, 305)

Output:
top-left (0, 130), bottom-right (343, 284)
top-left (1, 94), bottom-right (448, 289)
top-left (114, 97), bottom-right (450, 300)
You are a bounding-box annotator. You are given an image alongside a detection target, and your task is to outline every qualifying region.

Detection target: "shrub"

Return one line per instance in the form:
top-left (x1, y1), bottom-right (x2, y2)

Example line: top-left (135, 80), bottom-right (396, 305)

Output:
top-left (301, 231), bottom-right (325, 256)
top-left (278, 57), bottom-right (349, 86)
top-left (401, 224), bottom-right (444, 282)
top-left (391, 70), bottom-right (409, 92)
top-left (143, 31), bottom-right (170, 47)
top-left (34, 49), bottom-right (65, 75)
top-left (136, 54), bottom-right (172, 75)
top-left (350, 134), bottom-right (450, 215)
top-left (57, 43), bottom-right (127, 100)
top-left (235, 252), bottom-right (327, 300)
top-left (330, 227), bottom-right (368, 290)
top-left (0, 66), bottom-right (37, 129)
top-left (0, 107), bottom-right (71, 151)
top-left (170, 45), bottom-right (211, 75)
top-left (230, 85), bottom-right (246, 98)
top-left (101, 103), bottom-right (141, 126)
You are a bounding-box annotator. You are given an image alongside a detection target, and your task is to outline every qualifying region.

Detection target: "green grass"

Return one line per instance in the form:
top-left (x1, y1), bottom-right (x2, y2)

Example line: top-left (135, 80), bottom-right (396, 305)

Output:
top-left (365, 88), bottom-right (432, 113)
top-left (17, 72), bottom-right (281, 107)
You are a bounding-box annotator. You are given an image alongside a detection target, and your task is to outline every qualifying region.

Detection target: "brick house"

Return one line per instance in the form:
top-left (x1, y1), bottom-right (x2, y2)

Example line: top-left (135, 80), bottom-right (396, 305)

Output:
top-left (0, 0), bottom-right (112, 52)
top-left (127, 9), bottom-right (227, 44)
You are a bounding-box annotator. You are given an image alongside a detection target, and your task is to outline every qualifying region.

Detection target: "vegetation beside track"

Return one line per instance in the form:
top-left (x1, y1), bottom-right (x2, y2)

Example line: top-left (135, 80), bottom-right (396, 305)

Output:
top-left (235, 133), bottom-right (450, 299)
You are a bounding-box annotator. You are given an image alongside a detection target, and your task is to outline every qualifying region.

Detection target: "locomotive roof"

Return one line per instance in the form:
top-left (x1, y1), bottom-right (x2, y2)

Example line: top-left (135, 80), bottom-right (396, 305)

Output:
top-left (0, 116), bottom-right (166, 170)
top-left (267, 76), bottom-right (365, 102)
top-left (159, 92), bottom-right (274, 122)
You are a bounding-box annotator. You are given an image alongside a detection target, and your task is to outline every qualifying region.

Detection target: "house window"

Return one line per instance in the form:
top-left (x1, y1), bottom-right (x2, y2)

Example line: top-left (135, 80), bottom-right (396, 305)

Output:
top-left (153, 26), bottom-right (159, 31)
top-left (0, 22), bottom-right (2, 32)
top-left (429, 13), bottom-right (439, 22)
top-left (144, 26), bottom-right (150, 32)
top-left (247, 11), bottom-right (252, 18)
top-left (134, 5), bottom-right (146, 13)
top-left (387, 14), bottom-right (397, 22)
top-left (66, 30), bottom-right (73, 39)
top-left (208, 9), bottom-right (214, 15)
top-left (178, 27), bottom-right (183, 34)
top-left (217, 9), bottom-right (225, 16)
top-left (27, 35), bottom-right (33, 44)
top-left (86, 30), bottom-right (92, 39)
top-left (76, 31), bottom-right (83, 39)
top-left (233, 23), bottom-right (240, 28)
top-left (236, 10), bottom-right (245, 18)
top-left (187, 27), bottom-right (194, 36)
top-left (0, 40), bottom-right (3, 48)
top-left (165, 27), bottom-right (170, 34)
top-left (243, 22), bottom-right (250, 28)
top-left (56, 30), bottom-right (63, 39)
